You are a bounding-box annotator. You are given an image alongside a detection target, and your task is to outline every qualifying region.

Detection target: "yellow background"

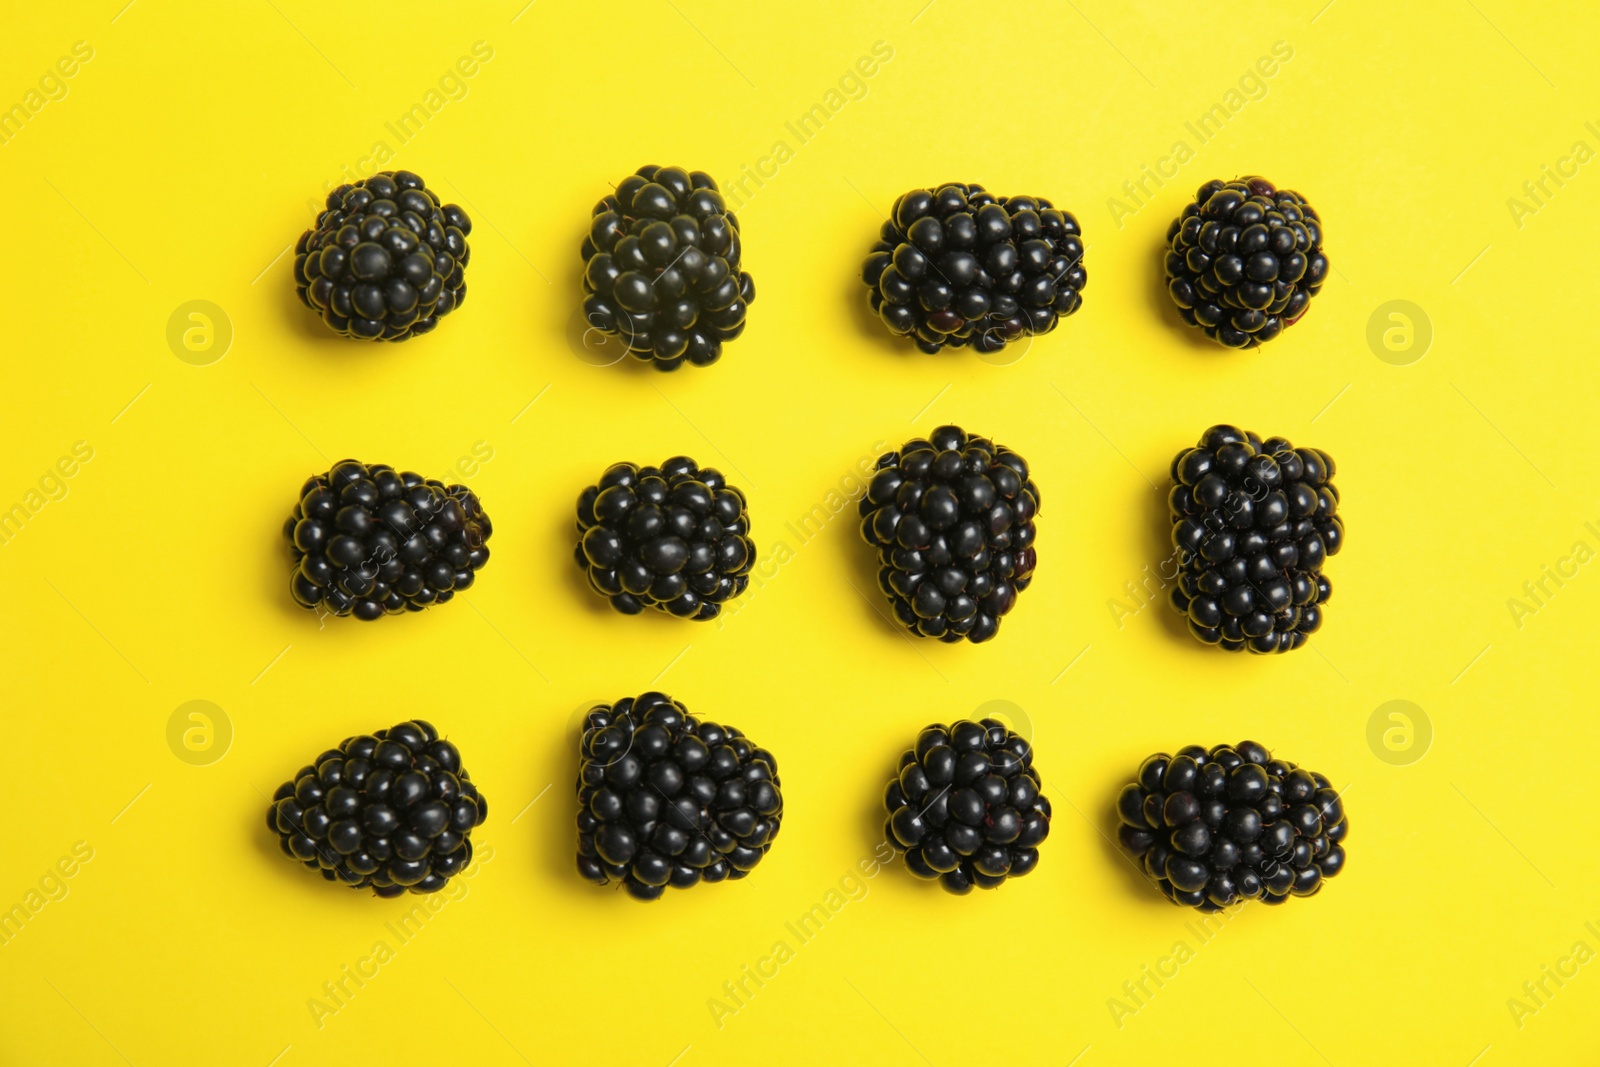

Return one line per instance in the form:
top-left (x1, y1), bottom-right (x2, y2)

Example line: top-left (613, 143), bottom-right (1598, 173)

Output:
top-left (3, 1), bottom-right (1598, 1063)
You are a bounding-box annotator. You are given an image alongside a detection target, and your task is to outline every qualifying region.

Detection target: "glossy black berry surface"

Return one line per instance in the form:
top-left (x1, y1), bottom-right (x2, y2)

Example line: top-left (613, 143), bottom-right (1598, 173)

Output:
top-left (284, 459), bottom-right (492, 621)
top-left (1164, 176), bottom-right (1327, 348)
top-left (580, 165), bottom-right (754, 371)
top-left (862, 182), bottom-right (1085, 355)
top-left (1167, 426), bottom-right (1342, 653)
top-left (576, 694), bottom-right (782, 901)
top-left (268, 720), bottom-right (488, 896)
top-left (575, 456), bottom-right (753, 621)
top-left (859, 426), bottom-right (1039, 643)
top-left (294, 170), bottom-right (471, 341)
top-left (884, 718), bottom-right (1050, 894)
top-left (1117, 741), bottom-right (1348, 911)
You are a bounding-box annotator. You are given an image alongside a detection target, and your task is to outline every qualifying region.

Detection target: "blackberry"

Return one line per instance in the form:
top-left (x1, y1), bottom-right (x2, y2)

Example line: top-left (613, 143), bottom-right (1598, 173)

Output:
top-left (580, 165), bottom-right (754, 371)
top-left (884, 718), bottom-right (1050, 894)
top-left (1116, 741), bottom-right (1348, 910)
top-left (1164, 176), bottom-right (1328, 348)
top-left (267, 720), bottom-right (488, 897)
top-left (858, 426), bottom-right (1039, 643)
top-left (862, 182), bottom-right (1085, 356)
top-left (576, 693), bottom-right (782, 901)
top-left (1166, 426), bottom-right (1342, 653)
top-left (294, 170), bottom-right (471, 341)
top-left (285, 459), bottom-right (492, 621)
top-left (574, 456), bottom-right (753, 621)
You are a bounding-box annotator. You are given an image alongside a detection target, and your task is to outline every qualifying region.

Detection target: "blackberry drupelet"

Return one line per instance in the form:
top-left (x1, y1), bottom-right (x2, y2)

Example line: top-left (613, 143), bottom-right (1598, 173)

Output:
top-left (574, 456), bottom-right (753, 621)
top-left (1116, 741), bottom-right (1348, 910)
top-left (1166, 425), bottom-right (1342, 653)
top-left (294, 170), bottom-right (471, 341)
top-left (858, 426), bottom-right (1039, 643)
top-left (284, 459), bottom-right (492, 621)
top-left (862, 182), bottom-right (1085, 356)
top-left (1164, 176), bottom-right (1328, 348)
top-left (884, 718), bottom-right (1050, 894)
top-left (580, 165), bottom-right (755, 371)
top-left (267, 720), bottom-right (488, 897)
top-left (576, 693), bottom-right (782, 901)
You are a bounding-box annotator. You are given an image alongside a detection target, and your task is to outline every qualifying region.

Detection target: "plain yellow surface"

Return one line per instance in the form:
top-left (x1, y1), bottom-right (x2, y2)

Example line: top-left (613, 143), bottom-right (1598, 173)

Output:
top-left (3, 1), bottom-right (1599, 1063)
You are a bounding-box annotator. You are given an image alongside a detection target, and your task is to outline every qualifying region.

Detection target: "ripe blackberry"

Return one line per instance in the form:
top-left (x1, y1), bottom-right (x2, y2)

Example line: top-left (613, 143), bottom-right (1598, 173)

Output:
top-left (1166, 426), bottom-right (1342, 653)
top-left (1164, 176), bottom-right (1328, 348)
top-left (284, 459), bottom-right (492, 621)
top-left (884, 718), bottom-right (1050, 894)
top-left (576, 693), bottom-right (782, 901)
top-left (1116, 741), bottom-right (1348, 911)
top-left (574, 456), bottom-right (753, 621)
top-left (858, 426), bottom-right (1039, 643)
top-left (580, 165), bottom-right (755, 371)
top-left (862, 182), bottom-right (1085, 356)
top-left (267, 720), bottom-right (488, 897)
top-left (294, 170), bottom-right (471, 341)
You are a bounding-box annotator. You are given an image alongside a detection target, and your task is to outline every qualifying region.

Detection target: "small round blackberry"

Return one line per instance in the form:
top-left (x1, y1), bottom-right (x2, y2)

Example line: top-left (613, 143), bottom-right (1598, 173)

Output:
top-left (858, 426), bottom-right (1039, 643)
top-left (1116, 741), bottom-right (1348, 910)
top-left (580, 165), bottom-right (755, 371)
top-left (267, 720), bottom-right (488, 896)
top-left (862, 182), bottom-right (1085, 356)
top-left (284, 459), bottom-right (492, 621)
top-left (574, 456), bottom-right (753, 621)
top-left (294, 170), bottom-right (471, 341)
top-left (1166, 426), bottom-right (1342, 653)
top-left (1164, 176), bottom-right (1327, 348)
top-left (576, 693), bottom-right (782, 901)
top-left (884, 718), bottom-right (1050, 894)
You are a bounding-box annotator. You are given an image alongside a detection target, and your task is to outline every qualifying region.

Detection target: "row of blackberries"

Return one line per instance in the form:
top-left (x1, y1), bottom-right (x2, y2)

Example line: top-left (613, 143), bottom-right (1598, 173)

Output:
top-left (287, 425), bottom-right (1341, 655)
top-left (271, 704), bottom-right (1346, 909)
top-left (294, 169), bottom-right (1326, 363)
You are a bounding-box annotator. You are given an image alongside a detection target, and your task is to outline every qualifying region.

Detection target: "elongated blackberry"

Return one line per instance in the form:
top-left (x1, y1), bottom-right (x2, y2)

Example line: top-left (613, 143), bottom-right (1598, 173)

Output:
top-left (268, 720), bottom-right (488, 896)
top-left (884, 718), bottom-right (1050, 894)
top-left (574, 456), bottom-right (753, 620)
top-left (285, 459), bottom-right (491, 621)
top-left (858, 426), bottom-right (1039, 643)
top-left (294, 170), bottom-right (470, 341)
top-left (1116, 741), bottom-right (1348, 910)
top-left (1166, 426), bottom-right (1341, 653)
top-left (1164, 176), bottom-right (1327, 348)
top-left (580, 165), bottom-right (754, 371)
top-left (576, 693), bottom-right (782, 901)
top-left (862, 182), bottom-right (1085, 355)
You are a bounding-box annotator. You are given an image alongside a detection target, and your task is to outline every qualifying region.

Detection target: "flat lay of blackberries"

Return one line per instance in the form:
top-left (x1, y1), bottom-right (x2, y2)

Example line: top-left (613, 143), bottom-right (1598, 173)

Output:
top-left (580, 165), bottom-right (754, 370)
top-left (1116, 741), bottom-right (1347, 911)
top-left (884, 718), bottom-right (1050, 894)
top-left (574, 456), bottom-right (753, 621)
top-left (294, 170), bottom-right (471, 341)
top-left (576, 694), bottom-right (782, 901)
top-left (1164, 176), bottom-right (1328, 348)
top-left (268, 720), bottom-right (488, 897)
top-left (859, 426), bottom-right (1039, 643)
top-left (862, 182), bottom-right (1085, 355)
top-left (1166, 426), bottom-right (1342, 653)
top-left (285, 460), bottom-right (492, 621)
